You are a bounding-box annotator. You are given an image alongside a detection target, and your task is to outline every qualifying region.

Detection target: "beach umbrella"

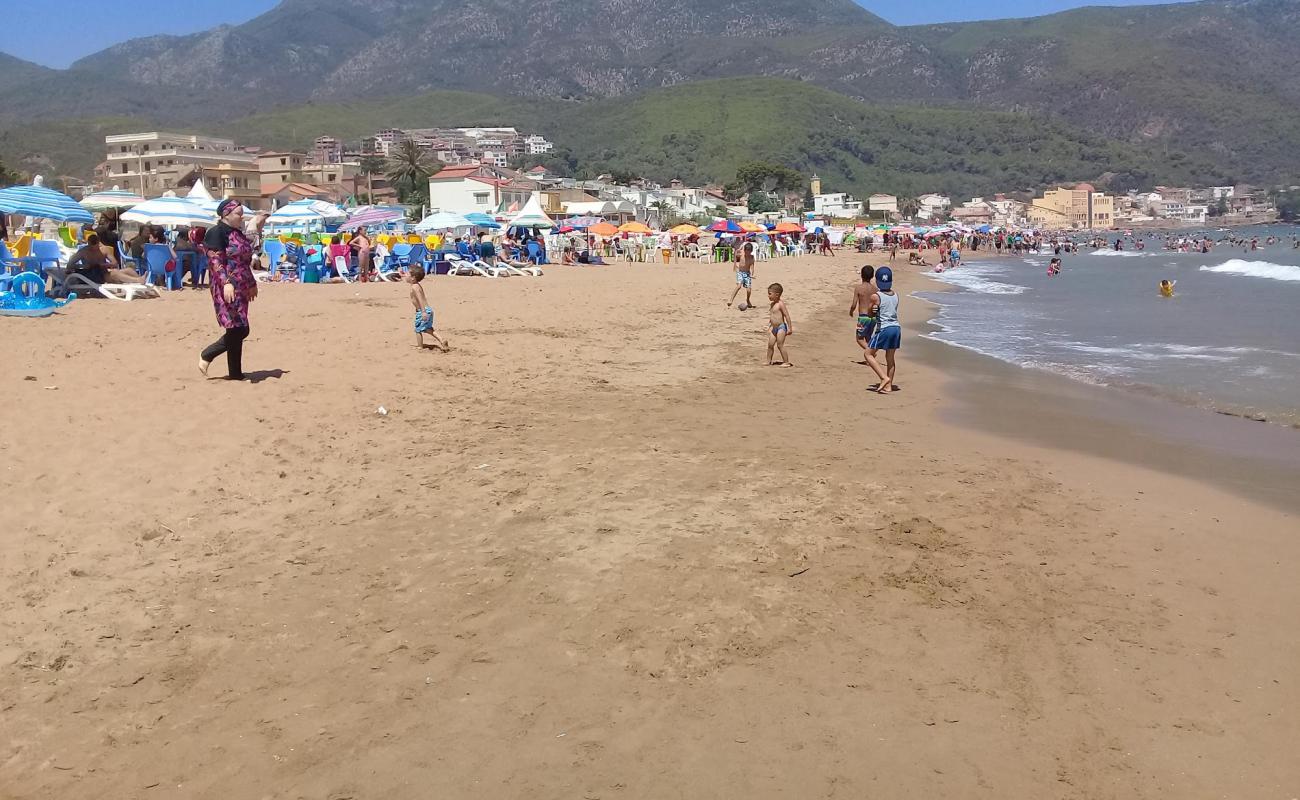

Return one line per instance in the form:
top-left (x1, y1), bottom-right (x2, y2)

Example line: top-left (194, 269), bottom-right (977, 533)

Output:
top-left (119, 192), bottom-right (215, 226)
top-left (267, 200), bottom-right (332, 227)
top-left (465, 211), bottom-right (503, 228)
top-left (737, 221), bottom-right (766, 233)
top-left (341, 205), bottom-right (405, 231)
top-left (0, 177), bottom-right (95, 224)
top-left (589, 221), bottom-right (619, 236)
top-left (774, 221), bottom-right (804, 233)
top-left (708, 219), bottom-right (742, 234)
top-left (564, 215), bottom-right (604, 229)
top-left (618, 221), bottom-right (653, 234)
top-left (669, 223), bottom-right (702, 235)
top-left (79, 185), bottom-right (145, 211)
top-left (415, 210), bottom-right (472, 232)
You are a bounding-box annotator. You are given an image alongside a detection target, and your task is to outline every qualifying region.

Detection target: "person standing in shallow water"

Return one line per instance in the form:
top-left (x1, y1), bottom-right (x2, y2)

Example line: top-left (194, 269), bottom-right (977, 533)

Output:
top-left (200, 199), bottom-right (268, 380)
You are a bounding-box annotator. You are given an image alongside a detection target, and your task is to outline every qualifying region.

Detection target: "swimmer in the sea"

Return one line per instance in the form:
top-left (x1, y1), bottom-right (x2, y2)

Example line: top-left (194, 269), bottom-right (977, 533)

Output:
top-left (1159, 279), bottom-right (1176, 298)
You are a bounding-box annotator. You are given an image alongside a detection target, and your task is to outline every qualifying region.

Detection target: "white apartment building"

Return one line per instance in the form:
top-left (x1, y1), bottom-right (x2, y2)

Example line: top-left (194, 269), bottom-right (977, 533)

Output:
top-left (523, 134), bottom-right (554, 155)
top-left (868, 194), bottom-right (899, 215)
top-left (915, 193), bottom-right (951, 220)
top-left (813, 192), bottom-right (863, 217)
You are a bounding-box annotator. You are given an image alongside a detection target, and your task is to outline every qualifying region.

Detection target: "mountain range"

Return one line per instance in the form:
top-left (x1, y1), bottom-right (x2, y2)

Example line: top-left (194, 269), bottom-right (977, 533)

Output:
top-left (1, 0), bottom-right (1298, 194)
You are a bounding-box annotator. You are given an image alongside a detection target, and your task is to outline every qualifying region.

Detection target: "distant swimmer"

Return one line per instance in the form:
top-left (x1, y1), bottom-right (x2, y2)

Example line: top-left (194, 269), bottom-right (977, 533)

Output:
top-left (1159, 279), bottom-right (1176, 298)
top-left (1047, 258), bottom-right (1062, 276)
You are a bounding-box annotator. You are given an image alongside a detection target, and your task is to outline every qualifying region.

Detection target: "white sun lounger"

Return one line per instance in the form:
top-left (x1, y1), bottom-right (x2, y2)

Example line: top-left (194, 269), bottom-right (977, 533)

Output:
top-left (62, 272), bottom-right (159, 301)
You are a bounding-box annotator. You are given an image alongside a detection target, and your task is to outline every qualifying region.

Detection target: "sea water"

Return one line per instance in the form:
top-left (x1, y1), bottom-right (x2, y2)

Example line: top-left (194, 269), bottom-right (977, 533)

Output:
top-left (915, 225), bottom-right (1300, 427)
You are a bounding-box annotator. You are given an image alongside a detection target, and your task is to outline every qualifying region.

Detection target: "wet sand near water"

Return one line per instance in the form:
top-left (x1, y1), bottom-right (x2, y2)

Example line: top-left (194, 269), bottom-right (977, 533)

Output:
top-left (1, 252), bottom-right (1296, 799)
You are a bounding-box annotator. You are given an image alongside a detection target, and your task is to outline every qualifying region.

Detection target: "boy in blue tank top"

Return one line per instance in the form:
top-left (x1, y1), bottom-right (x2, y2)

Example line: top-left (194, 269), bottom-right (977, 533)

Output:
top-left (865, 266), bottom-right (900, 393)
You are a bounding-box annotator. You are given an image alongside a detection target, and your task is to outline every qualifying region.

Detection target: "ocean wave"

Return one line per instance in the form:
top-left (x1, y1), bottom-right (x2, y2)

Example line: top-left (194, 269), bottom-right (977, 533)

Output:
top-left (1062, 343), bottom-right (1235, 362)
top-left (1199, 259), bottom-right (1300, 282)
top-left (1088, 249), bottom-right (1151, 257)
top-left (924, 267), bottom-right (1028, 295)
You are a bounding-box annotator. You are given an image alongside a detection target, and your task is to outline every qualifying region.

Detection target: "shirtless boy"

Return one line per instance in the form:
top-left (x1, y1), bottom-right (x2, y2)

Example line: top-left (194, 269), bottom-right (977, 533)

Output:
top-left (766, 282), bottom-right (793, 367)
top-left (849, 265), bottom-right (879, 363)
top-left (728, 241), bottom-right (756, 308)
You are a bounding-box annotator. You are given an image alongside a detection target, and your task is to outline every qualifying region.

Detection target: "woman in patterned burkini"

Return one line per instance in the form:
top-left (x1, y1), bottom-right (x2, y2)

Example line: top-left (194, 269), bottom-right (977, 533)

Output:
top-left (199, 198), bottom-right (268, 380)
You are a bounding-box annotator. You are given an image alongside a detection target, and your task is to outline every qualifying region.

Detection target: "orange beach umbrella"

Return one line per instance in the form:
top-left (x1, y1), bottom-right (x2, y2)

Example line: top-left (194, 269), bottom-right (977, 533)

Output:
top-left (588, 221), bottom-right (619, 236)
top-left (618, 221), bottom-right (654, 234)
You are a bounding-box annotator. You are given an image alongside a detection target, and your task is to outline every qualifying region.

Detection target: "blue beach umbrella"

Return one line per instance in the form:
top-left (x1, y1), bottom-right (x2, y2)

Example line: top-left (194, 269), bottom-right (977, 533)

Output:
top-left (464, 211), bottom-right (501, 228)
top-left (0, 178), bottom-right (95, 224)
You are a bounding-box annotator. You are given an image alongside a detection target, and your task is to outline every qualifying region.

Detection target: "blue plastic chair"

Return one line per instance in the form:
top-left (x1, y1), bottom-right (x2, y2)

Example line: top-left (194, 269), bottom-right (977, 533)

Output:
top-left (264, 239), bottom-right (286, 278)
top-left (176, 251), bottom-right (206, 287)
top-left (391, 243), bottom-right (412, 264)
top-left (142, 243), bottom-right (181, 290)
top-left (30, 240), bottom-right (62, 276)
top-left (406, 243), bottom-right (427, 269)
top-left (300, 246), bottom-right (326, 281)
top-left (116, 240), bottom-right (138, 273)
top-left (526, 241), bottom-right (544, 264)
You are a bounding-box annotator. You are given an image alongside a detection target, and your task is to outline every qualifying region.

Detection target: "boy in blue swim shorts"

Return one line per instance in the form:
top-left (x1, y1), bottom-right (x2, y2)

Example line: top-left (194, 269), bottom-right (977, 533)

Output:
top-left (727, 242), bottom-right (756, 308)
top-left (865, 266), bottom-right (900, 393)
top-left (849, 264), bottom-right (878, 364)
top-left (408, 266), bottom-right (449, 352)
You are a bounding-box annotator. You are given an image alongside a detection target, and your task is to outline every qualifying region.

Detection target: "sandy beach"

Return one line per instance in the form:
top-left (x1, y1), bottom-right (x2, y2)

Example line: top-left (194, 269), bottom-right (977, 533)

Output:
top-left (2, 253), bottom-right (1297, 799)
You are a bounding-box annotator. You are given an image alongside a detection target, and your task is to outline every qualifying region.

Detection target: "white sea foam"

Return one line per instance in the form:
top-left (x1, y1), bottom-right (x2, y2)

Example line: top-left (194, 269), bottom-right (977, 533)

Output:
top-left (1199, 259), bottom-right (1300, 282)
top-left (1088, 249), bottom-right (1151, 257)
top-left (925, 265), bottom-right (1028, 295)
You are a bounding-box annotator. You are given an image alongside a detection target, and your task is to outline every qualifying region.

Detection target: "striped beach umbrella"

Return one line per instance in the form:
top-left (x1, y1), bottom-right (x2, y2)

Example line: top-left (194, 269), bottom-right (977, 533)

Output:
top-left (414, 211), bottom-right (471, 231)
top-left (267, 199), bottom-right (339, 226)
top-left (464, 211), bottom-right (502, 229)
top-left (340, 206), bottom-right (405, 231)
top-left (80, 186), bottom-right (146, 210)
top-left (0, 178), bottom-right (95, 223)
top-left (121, 193), bottom-right (217, 226)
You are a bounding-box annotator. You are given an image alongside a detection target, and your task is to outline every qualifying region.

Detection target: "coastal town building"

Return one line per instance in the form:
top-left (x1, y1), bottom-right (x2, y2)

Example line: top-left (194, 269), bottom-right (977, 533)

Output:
top-left (257, 152), bottom-right (308, 186)
top-left (868, 194), bottom-right (899, 216)
top-left (1027, 184), bottom-right (1115, 228)
top-left (813, 192), bottom-right (863, 217)
top-left (915, 193), bottom-right (951, 220)
top-left (426, 163), bottom-right (538, 214)
top-left (311, 136), bottom-right (343, 164)
top-left (103, 131), bottom-right (260, 203)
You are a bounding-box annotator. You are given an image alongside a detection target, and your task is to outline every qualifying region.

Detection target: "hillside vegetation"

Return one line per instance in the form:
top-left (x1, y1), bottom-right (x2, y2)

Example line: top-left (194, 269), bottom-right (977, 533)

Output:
top-left (0, 79), bottom-right (1230, 201)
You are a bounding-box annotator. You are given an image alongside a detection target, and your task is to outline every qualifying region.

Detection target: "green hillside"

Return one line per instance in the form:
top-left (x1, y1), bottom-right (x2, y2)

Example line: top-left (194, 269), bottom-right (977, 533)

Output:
top-left (0, 78), bottom-right (1232, 199)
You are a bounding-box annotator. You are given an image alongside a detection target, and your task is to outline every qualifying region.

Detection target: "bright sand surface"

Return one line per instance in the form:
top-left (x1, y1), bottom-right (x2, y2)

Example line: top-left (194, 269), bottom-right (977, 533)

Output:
top-left (2, 253), bottom-right (1297, 799)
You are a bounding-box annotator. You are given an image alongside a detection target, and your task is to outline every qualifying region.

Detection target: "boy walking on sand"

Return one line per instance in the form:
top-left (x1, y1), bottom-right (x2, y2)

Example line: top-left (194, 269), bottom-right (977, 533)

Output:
top-left (849, 265), bottom-right (879, 363)
top-left (766, 282), bottom-right (793, 367)
top-left (728, 242), bottom-right (756, 308)
top-left (408, 266), bottom-right (449, 351)
top-left (864, 266), bottom-right (900, 393)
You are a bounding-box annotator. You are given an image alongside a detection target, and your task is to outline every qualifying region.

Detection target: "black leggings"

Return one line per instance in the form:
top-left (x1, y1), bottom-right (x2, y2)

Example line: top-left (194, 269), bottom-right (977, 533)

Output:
top-left (201, 326), bottom-right (249, 379)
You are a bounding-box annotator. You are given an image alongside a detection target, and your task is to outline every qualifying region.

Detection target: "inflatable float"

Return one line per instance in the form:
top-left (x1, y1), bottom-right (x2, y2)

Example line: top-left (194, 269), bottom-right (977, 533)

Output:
top-left (0, 272), bottom-right (75, 317)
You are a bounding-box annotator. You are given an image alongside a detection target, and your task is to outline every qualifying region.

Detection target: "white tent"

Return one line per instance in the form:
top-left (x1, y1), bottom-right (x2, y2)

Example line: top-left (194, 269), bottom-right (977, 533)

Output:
top-left (186, 180), bottom-right (215, 204)
top-left (506, 194), bottom-right (554, 229)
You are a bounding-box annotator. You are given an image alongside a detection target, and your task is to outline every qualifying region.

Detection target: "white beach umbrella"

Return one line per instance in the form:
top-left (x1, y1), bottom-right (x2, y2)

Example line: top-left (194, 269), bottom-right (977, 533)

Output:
top-left (266, 199), bottom-right (331, 226)
top-left (79, 185), bottom-right (145, 210)
top-left (120, 192), bottom-right (217, 226)
top-left (414, 210), bottom-right (471, 231)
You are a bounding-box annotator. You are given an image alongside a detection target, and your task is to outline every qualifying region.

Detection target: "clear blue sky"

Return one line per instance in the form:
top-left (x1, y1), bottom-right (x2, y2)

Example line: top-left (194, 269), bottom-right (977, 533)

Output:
top-left (6, 0), bottom-right (1196, 68)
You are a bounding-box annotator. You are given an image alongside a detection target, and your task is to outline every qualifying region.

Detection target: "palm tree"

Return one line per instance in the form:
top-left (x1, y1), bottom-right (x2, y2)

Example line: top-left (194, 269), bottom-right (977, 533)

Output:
top-left (385, 140), bottom-right (435, 203)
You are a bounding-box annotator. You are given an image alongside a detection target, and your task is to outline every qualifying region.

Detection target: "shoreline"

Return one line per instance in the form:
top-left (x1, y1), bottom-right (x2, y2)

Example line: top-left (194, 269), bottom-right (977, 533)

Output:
top-left (898, 269), bottom-right (1300, 514)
